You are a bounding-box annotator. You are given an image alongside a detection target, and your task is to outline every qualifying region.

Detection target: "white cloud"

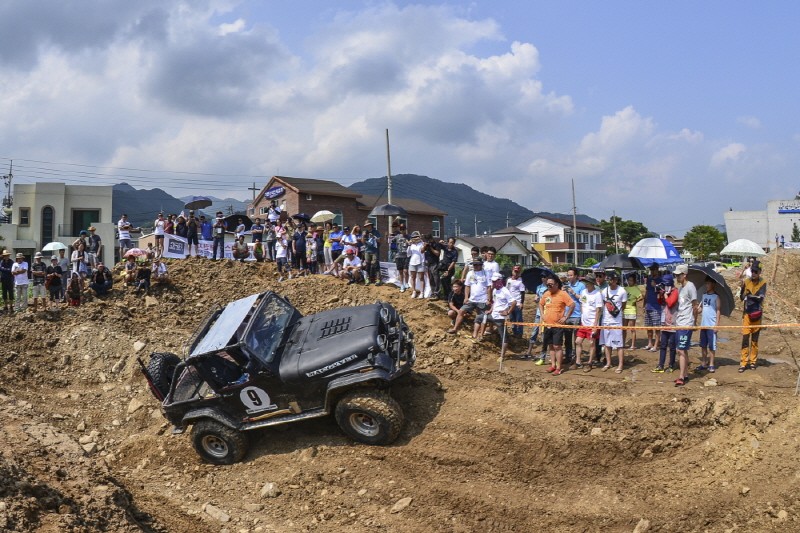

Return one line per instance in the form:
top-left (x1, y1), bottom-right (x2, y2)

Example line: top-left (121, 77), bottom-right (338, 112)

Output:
top-left (218, 18), bottom-right (246, 36)
top-left (711, 143), bottom-right (746, 167)
top-left (737, 115), bottom-right (761, 129)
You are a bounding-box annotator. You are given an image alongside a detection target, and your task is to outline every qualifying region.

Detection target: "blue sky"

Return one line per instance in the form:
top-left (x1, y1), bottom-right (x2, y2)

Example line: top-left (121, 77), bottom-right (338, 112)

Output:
top-left (0, 1), bottom-right (797, 235)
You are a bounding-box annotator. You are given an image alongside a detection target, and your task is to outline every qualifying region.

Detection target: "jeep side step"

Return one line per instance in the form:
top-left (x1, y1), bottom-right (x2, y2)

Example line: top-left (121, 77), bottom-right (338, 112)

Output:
top-left (242, 408), bottom-right (329, 431)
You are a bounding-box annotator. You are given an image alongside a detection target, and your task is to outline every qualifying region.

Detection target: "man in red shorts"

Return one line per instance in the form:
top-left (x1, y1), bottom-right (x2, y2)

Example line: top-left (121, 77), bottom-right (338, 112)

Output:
top-left (575, 276), bottom-right (604, 370)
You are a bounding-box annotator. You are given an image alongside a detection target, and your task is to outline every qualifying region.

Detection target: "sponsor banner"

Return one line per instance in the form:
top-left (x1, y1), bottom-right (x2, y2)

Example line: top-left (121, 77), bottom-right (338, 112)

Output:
top-left (263, 186), bottom-right (285, 200)
top-left (162, 233), bottom-right (188, 259)
top-left (196, 239), bottom-right (256, 261)
top-left (783, 242), bottom-right (800, 249)
top-left (378, 261), bottom-right (430, 296)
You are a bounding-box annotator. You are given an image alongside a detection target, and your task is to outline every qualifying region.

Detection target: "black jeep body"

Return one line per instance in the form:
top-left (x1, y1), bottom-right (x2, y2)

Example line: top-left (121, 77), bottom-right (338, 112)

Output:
top-left (141, 291), bottom-right (415, 464)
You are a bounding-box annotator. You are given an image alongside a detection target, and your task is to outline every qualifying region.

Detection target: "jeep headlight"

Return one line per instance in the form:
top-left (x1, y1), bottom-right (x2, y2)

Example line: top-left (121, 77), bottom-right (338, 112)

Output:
top-left (376, 334), bottom-right (388, 352)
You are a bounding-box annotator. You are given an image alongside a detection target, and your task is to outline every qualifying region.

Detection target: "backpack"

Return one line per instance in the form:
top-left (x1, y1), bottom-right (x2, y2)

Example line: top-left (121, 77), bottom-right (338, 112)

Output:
top-left (604, 289), bottom-right (620, 318)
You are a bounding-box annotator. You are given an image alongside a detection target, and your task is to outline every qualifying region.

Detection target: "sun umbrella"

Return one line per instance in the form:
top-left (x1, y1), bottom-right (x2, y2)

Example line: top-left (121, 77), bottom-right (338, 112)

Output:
top-left (124, 248), bottom-right (149, 258)
top-left (292, 213), bottom-right (311, 222)
top-left (687, 264), bottom-right (735, 316)
top-left (720, 238), bottom-right (766, 257)
top-left (311, 210), bottom-right (336, 223)
top-left (42, 241), bottom-right (68, 252)
top-left (521, 266), bottom-right (555, 293)
top-left (369, 203), bottom-right (407, 217)
top-left (184, 196), bottom-right (213, 210)
top-left (597, 253), bottom-right (644, 270)
top-left (629, 238), bottom-right (683, 265)
top-left (223, 214), bottom-right (252, 232)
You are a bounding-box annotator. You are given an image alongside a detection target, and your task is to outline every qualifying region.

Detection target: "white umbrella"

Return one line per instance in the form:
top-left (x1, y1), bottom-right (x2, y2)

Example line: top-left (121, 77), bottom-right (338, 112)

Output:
top-left (41, 242), bottom-right (67, 252)
top-left (310, 210), bottom-right (336, 223)
top-left (720, 238), bottom-right (766, 257)
top-left (629, 237), bottom-right (682, 264)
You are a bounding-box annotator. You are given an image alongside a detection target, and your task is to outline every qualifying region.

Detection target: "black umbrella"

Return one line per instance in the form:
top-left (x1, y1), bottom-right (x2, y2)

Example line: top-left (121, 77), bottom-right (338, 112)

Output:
top-left (598, 253), bottom-right (644, 270)
top-left (521, 266), bottom-right (555, 294)
top-left (223, 214), bottom-right (252, 232)
top-left (687, 265), bottom-right (735, 316)
top-left (184, 196), bottom-right (213, 210)
top-left (292, 212), bottom-right (311, 222)
top-left (369, 203), bottom-right (407, 217)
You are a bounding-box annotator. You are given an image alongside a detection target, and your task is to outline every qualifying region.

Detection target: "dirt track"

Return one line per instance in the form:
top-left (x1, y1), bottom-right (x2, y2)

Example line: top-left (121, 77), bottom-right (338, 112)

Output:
top-left (1, 252), bottom-right (799, 532)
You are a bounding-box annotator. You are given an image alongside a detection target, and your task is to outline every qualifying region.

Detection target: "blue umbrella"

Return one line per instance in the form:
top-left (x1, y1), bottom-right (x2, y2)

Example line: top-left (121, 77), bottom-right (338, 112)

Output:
top-left (185, 196), bottom-right (213, 210)
top-left (629, 238), bottom-right (683, 266)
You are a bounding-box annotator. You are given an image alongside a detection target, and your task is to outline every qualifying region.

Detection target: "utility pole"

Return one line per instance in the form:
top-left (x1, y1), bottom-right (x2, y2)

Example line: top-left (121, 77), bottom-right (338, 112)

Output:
top-left (1, 160), bottom-right (13, 223)
top-left (248, 182), bottom-right (259, 201)
top-left (506, 212), bottom-right (510, 228)
top-left (612, 210), bottom-right (619, 254)
top-left (474, 215), bottom-right (478, 237)
top-left (571, 179), bottom-right (578, 266)
top-left (385, 129), bottom-right (393, 234)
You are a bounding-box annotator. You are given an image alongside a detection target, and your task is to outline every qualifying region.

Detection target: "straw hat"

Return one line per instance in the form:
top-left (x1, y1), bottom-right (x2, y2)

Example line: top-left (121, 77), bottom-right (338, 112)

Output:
top-left (1, 250), bottom-right (9, 256)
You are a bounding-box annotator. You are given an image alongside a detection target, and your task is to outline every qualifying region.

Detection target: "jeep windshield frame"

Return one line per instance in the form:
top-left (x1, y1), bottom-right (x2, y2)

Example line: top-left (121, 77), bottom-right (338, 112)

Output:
top-left (242, 293), bottom-right (300, 367)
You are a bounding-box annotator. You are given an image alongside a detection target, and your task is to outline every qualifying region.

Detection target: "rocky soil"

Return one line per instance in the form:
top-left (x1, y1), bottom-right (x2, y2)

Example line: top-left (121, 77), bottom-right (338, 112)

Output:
top-left (1, 251), bottom-right (800, 532)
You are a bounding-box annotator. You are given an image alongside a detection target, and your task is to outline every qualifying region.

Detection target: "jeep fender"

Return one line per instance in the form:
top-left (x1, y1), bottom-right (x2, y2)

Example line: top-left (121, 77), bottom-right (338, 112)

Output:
top-left (181, 407), bottom-right (241, 431)
top-left (324, 369), bottom-right (392, 412)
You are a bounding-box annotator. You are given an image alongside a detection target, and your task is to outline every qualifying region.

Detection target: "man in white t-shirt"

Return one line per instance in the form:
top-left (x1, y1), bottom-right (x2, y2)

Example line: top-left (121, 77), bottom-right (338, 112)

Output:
top-left (601, 272), bottom-right (628, 372)
top-left (448, 259), bottom-right (491, 338)
top-left (406, 231), bottom-right (426, 298)
top-left (483, 248), bottom-right (500, 281)
top-left (673, 263), bottom-right (698, 387)
top-left (118, 214), bottom-right (134, 258)
top-left (505, 265), bottom-right (526, 337)
top-left (11, 253), bottom-right (29, 313)
top-left (483, 272), bottom-right (516, 351)
top-left (575, 276), bottom-right (603, 370)
top-left (339, 249), bottom-right (363, 284)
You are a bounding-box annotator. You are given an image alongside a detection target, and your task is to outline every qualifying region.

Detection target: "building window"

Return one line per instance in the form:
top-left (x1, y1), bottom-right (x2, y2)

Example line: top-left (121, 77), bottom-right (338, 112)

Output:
top-left (521, 240), bottom-right (528, 248)
top-left (367, 215), bottom-right (378, 229)
top-left (260, 206), bottom-right (268, 215)
top-left (305, 194), bottom-right (313, 201)
top-left (530, 232), bottom-right (538, 243)
top-left (432, 219), bottom-right (440, 238)
top-left (41, 206), bottom-right (54, 245)
top-left (72, 209), bottom-right (100, 237)
top-left (332, 210), bottom-right (343, 228)
top-left (19, 207), bottom-right (30, 226)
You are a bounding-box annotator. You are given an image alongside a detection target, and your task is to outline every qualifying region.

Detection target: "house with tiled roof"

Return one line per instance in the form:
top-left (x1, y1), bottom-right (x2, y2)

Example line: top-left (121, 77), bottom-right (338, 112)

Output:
top-left (516, 215), bottom-right (606, 266)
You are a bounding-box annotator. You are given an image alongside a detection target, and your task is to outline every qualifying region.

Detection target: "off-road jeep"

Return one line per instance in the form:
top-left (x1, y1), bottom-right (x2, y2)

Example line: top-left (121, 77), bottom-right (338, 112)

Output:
top-left (140, 291), bottom-right (415, 464)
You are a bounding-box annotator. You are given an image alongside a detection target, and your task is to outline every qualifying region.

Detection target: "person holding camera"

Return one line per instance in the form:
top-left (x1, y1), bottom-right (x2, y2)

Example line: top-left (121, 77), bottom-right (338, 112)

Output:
top-left (440, 238), bottom-right (459, 299)
top-left (361, 221), bottom-right (382, 285)
top-left (739, 263), bottom-right (766, 372)
top-left (643, 264), bottom-right (662, 352)
top-left (600, 271), bottom-right (627, 373)
top-left (424, 234), bottom-right (442, 299)
top-left (89, 262), bottom-right (114, 296)
top-left (212, 211), bottom-right (227, 260)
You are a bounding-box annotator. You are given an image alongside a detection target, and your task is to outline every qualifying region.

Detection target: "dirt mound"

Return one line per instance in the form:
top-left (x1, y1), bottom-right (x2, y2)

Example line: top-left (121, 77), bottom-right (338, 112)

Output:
top-left (1, 257), bottom-right (800, 531)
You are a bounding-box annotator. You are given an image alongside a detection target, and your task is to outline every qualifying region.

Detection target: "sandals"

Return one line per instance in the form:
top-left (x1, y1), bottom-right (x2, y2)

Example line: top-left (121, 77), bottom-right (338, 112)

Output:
top-left (738, 366), bottom-right (746, 373)
top-left (674, 378), bottom-right (685, 387)
top-left (546, 366), bottom-right (557, 373)
top-left (614, 368), bottom-right (623, 374)
top-left (602, 365), bottom-right (611, 372)
top-left (583, 362), bottom-right (593, 373)
top-left (749, 364), bottom-right (757, 370)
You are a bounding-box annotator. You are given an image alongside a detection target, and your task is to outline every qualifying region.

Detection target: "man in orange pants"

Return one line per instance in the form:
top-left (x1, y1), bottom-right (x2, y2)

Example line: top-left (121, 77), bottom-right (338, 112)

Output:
top-left (739, 264), bottom-right (766, 372)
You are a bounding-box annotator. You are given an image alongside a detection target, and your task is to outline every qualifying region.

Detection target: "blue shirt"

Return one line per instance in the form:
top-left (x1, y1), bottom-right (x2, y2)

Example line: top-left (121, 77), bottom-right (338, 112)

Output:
top-left (329, 230), bottom-right (344, 252)
top-left (644, 275), bottom-right (662, 310)
top-left (701, 293), bottom-right (719, 326)
top-left (362, 229), bottom-right (381, 254)
top-left (534, 284), bottom-right (547, 317)
top-left (566, 280), bottom-right (585, 318)
top-left (200, 221), bottom-right (213, 240)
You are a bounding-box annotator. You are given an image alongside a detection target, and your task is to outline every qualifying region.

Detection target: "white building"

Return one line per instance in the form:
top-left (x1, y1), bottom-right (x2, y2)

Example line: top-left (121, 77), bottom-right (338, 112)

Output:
top-left (453, 235), bottom-right (535, 267)
top-left (724, 197), bottom-right (800, 251)
top-left (0, 182), bottom-right (115, 263)
top-left (515, 215), bottom-right (606, 265)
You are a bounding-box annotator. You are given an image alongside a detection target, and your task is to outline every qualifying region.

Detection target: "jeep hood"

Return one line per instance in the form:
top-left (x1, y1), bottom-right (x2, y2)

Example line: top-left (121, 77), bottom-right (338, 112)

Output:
top-left (279, 304), bottom-right (383, 384)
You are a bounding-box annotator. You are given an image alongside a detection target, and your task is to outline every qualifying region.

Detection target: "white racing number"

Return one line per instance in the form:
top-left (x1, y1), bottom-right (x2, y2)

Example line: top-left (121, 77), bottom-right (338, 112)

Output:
top-left (239, 386), bottom-right (276, 412)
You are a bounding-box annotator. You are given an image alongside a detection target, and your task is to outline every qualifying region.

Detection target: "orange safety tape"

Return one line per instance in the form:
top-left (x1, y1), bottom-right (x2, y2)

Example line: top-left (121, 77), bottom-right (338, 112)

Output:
top-left (504, 321), bottom-right (794, 331)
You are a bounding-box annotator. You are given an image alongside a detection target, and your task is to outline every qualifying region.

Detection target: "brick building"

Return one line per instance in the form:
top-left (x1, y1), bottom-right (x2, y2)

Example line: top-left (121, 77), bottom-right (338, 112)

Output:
top-left (248, 176), bottom-right (446, 259)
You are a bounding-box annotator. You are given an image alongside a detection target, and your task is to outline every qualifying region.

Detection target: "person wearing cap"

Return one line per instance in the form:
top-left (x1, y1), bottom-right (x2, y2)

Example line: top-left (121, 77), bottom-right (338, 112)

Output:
top-left (576, 276), bottom-right (603, 371)
top-left (85, 226), bottom-right (103, 267)
top-left (643, 264), bottom-right (663, 352)
top-left (697, 275), bottom-right (720, 373)
top-left (652, 273), bottom-right (679, 373)
top-left (460, 246), bottom-right (481, 281)
top-left (199, 214), bottom-right (213, 241)
top-left (326, 223), bottom-right (344, 270)
top-left (623, 272), bottom-right (643, 350)
top-left (600, 271), bottom-right (628, 373)
top-left (11, 253), bottom-right (30, 312)
top-left (89, 261), bottom-right (114, 296)
top-left (672, 263), bottom-right (699, 386)
top-left (291, 223), bottom-right (309, 276)
top-left (0, 250), bottom-right (14, 313)
top-left (212, 211), bottom-right (227, 260)
top-left (505, 265), bottom-right (526, 338)
top-left (539, 275), bottom-right (575, 376)
top-left (360, 220), bottom-right (382, 286)
top-left (339, 248), bottom-right (363, 284)
top-left (739, 262), bottom-right (766, 373)
top-left (406, 231), bottom-right (427, 298)
top-left (45, 256), bottom-right (63, 308)
top-left (482, 271), bottom-right (516, 350)
top-left (153, 213), bottom-right (167, 255)
top-left (30, 252), bottom-right (48, 312)
top-left (448, 258), bottom-right (491, 337)
top-left (392, 224), bottom-right (410, 291)
top-left (275, 230), bottom-right (291, 281)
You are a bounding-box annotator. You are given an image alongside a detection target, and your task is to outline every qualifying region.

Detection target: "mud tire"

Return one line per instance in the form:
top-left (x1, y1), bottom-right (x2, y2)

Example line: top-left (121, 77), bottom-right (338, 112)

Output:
top-left (146, 352), bottom-right (180, 399)
top-left (335, 390), bottom-right (404, 445)
top-left (191, 419), bottom-right (249, 465)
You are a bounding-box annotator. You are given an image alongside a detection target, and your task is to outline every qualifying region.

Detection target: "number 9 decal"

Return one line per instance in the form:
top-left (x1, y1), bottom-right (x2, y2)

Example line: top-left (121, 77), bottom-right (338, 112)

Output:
top-left (240, 386), bottom-right (274, 411)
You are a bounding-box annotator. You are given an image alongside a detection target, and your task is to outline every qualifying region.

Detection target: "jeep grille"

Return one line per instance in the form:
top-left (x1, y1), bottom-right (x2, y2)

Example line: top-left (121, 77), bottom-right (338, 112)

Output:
top-left (319, 316), bottom-right (351, 338)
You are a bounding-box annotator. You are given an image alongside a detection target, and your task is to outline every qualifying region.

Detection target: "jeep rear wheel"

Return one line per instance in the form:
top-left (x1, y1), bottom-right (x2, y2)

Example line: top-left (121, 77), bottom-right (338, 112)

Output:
top-left (146, 352), bottom-right (180, 399)
top-left (191, 420), bottom-right (249, 465)
top-left (335, 390), bottom-right (404, 445)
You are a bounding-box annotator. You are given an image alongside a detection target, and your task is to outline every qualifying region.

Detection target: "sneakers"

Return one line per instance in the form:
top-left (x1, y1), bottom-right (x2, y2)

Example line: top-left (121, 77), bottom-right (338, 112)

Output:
top-left (400, 286), bottom-right (406, 293)
top-left (410, 291), bottom-right (419, 298)
top-left (534, 358), bottom-right (546, 366)
top-left (694, 365), bottom-right (707, 372)
top-left (364, 280), bottom-right (371, 286)
top-left (546, 366), bottom-right (557, 373)
top-left (665, 366), bottom-right (675, 373)
top-left (651, 366), bottom-right (665, 373)
top-left (552, 369), bottom-right (563, 376)
top-left (375, 280), bottom-right (383, 286)
top-left (708, 365), bottom-right (716, 373)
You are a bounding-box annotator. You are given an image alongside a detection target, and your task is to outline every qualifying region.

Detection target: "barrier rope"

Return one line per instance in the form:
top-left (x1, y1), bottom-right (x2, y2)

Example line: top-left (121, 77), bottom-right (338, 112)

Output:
top-left (502, 321), bottom-right (789, 331)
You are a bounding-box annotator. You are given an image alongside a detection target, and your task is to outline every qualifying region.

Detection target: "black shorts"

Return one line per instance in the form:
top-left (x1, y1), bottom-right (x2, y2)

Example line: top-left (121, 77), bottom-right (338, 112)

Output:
top-left (187, 233), bottom-right (198, 246)
top-left (542, 327), bottom-right (565, 347)
top-left (395, 256), bottom-right (410, 271)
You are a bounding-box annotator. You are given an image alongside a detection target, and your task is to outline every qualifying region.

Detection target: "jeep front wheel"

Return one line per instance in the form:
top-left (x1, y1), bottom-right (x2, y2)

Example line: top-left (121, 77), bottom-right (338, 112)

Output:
top-left (335, 390), bottom-right (404, 445)
top-left (191, 420), bottom-right (249, 465)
